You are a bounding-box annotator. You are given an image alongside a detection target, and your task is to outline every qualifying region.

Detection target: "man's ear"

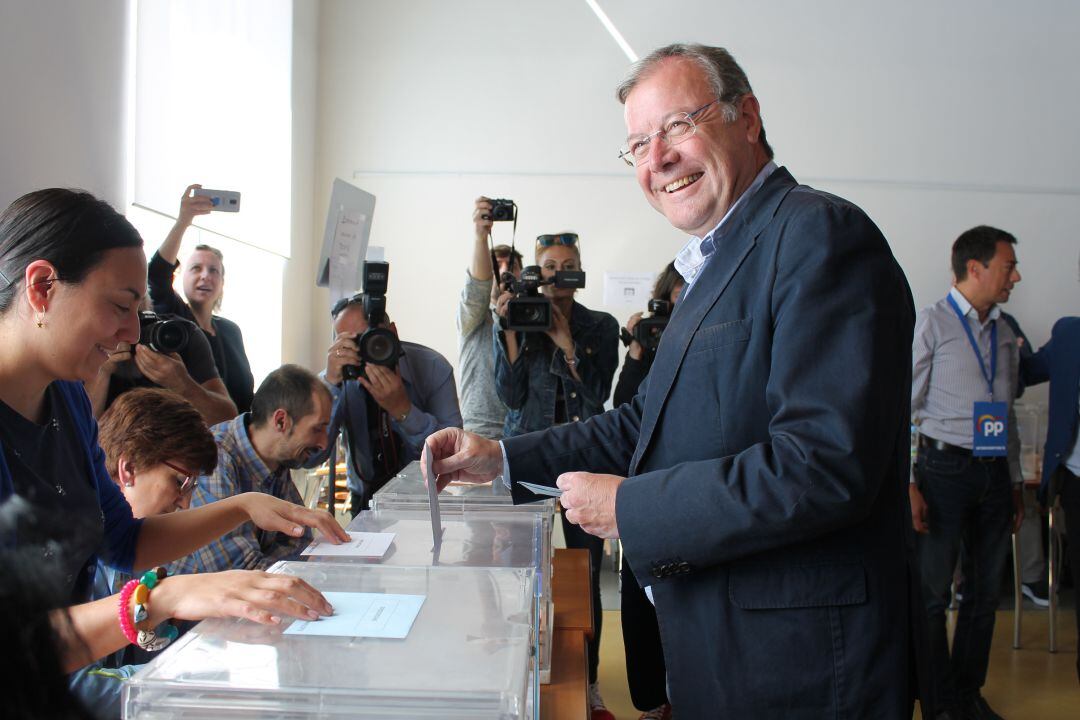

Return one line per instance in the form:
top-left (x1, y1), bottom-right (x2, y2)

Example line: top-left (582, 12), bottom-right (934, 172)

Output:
top-left (117, 457), bottom-right (137, 487)
top-left (273, 408), bottom-right (291, 433)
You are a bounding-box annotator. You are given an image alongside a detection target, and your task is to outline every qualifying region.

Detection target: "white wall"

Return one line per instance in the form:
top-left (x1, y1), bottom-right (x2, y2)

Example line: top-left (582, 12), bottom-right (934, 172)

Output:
top-left (0, 0), bottom-right (129, 208)
top-left (309, 1), bottom-right (1080, 408)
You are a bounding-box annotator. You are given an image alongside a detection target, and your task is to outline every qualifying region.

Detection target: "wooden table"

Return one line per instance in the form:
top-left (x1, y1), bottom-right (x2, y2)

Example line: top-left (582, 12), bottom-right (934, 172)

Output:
top-left (540, 548), bottom-right (594, 720)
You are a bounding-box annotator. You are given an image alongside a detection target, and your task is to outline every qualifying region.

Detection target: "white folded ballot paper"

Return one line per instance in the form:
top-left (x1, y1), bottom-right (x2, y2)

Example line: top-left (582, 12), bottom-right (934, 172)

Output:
top-left (424, 442), bottom-right (443, 551)
top-left (301, 531), bottom-right (395, 558)
top-left (518, 481), bottom-right (563, 498)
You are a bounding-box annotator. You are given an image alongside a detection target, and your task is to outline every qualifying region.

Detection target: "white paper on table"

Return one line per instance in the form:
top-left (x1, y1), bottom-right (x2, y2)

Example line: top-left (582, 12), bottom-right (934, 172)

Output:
top-left (284, 592), bottom-right (425, 639)
top-left (602, 271), bottom-right (656, 309)
top-left (301, 532), bottom-right (395, 558)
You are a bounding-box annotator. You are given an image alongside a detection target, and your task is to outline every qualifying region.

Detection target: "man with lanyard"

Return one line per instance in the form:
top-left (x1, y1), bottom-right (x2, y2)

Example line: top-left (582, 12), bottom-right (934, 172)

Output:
top-left (910, 225), bottom-right (1025, 720)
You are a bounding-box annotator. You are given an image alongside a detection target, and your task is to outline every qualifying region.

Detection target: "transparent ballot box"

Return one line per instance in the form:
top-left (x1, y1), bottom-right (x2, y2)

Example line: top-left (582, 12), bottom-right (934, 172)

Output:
top-left (122, 562), bottom-right (538, 719)
top-left (370, 461), bottom-right (556, 567)
top-left (309, 508), bottom-right (554, 684)
top-left (369, 464), bottom-right (557, 683)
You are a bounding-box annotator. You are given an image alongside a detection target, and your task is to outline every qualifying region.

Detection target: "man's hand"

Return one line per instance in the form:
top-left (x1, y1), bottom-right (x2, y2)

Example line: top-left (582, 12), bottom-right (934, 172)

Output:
top-left (624, 312), bottom-right (644, 360)
top-left (359, 364), bottom-right (411, 420)
top-left (557, 472), bottom-right (623, 539)
top-left (473, 197), bottom-right (494, 241)
top-left (909, 484), bottom-right (929, 534)
top-left (1011, 486), bottom-right (1025, 534)
top-left (325, 333), bottom-right (362, 386)
top-left (133, 344), bottom-right (191, 393)
top-left (178, 183), bottom-right (214, 227)
top-left (422, 428), bottom-right (502, 491)
top-left (102, 343), bottom-right (135, 375)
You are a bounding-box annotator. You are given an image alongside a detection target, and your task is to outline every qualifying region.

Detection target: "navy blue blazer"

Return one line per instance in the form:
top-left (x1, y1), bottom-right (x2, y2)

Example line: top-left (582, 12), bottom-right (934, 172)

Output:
top-left (1023, 316), bottom-right (1080, 504)
top-left (503, 168), bottom-right (917, 717)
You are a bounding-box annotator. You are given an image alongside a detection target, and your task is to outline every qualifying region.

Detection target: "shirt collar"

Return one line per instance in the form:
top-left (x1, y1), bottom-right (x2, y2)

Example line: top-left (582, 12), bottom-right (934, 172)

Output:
top-left (233, 413), bottom-right (283, 486)
top-left (949, 286), bottom-right (1001, 324)
top-left (674, 160), bottom-right (778, 285)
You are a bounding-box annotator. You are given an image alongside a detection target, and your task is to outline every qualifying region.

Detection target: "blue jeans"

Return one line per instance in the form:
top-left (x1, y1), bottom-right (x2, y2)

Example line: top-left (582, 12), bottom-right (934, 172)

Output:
top-left (915, 447), bottom-right (1012, 710)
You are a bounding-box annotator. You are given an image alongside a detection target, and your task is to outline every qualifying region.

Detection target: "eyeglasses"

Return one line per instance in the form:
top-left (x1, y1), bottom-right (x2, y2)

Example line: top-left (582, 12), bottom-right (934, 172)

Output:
top-left (618, 98), bottom-right (723, 167)
top-left (331, 293), bottom-right (364, 318)
top-left (163, 461), bottom-right (199, 495)
top-left (536, 233), bottom-right (578, 249)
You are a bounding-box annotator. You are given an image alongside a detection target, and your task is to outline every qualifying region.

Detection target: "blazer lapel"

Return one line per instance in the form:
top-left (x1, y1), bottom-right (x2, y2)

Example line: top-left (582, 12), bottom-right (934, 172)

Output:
top-left (629, 167), bottom-right (798, 475)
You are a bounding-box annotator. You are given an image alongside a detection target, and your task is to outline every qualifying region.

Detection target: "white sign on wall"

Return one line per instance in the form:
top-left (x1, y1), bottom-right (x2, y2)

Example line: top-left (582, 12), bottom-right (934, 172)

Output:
top-left (602, 271), bottom-right (656, 309)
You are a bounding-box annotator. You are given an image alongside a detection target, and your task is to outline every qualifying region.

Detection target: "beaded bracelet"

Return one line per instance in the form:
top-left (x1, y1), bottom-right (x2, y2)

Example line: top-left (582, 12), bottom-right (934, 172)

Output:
top-left (116, 579), bottom-right (141, 645)
top-left (117, 567), bottom-right (179, 652)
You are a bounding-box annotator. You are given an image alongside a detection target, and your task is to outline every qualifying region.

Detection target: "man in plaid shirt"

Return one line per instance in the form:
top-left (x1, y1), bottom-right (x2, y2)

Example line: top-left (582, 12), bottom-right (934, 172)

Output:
top-left (171, 364), bottom-right (333, 573)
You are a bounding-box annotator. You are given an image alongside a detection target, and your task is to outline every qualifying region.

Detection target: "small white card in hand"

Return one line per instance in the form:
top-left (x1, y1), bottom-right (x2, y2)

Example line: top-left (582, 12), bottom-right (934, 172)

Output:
top-left (519, 481), bottom-right (563, 498)
top-left (301, 532), bottom-right (395, 558)
top-left (284, 592), bottom-right (425, 639)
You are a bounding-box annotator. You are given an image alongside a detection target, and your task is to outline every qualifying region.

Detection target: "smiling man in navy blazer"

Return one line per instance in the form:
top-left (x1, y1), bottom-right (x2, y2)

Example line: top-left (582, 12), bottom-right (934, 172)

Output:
top-left (1023, 308), bottom-right (1080, 682)
top-left (424, 43), bottom-right (919, 718)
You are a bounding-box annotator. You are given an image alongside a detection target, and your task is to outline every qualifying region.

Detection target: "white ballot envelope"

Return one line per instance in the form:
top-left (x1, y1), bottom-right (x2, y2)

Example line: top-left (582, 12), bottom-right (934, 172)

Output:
top-left (519, 482), bottom-right (563, 498)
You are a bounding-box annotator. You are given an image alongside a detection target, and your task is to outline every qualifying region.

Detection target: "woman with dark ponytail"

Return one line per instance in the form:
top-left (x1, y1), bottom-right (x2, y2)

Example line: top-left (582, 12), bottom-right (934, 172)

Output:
top-left (0, 189), bottom-right (346, 681)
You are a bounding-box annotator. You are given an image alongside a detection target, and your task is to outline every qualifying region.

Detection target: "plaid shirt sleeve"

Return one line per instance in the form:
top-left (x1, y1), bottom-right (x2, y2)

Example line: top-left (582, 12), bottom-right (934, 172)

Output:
top-left (168, 463), bottom-right (313, 575)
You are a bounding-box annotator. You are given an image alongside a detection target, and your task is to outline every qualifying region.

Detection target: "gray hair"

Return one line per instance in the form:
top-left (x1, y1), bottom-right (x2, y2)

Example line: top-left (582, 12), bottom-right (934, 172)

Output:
top-left (616, 43), bottom-right (774, 159)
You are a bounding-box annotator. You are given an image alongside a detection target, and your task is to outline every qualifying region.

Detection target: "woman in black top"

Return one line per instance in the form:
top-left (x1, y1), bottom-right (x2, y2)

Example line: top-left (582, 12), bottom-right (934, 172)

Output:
top-left (0, 188), bottom-right (345, 675)
top-left (148, 184), bottom-right (254, 413)
top-left (612, 262), bottom-right (683, 718)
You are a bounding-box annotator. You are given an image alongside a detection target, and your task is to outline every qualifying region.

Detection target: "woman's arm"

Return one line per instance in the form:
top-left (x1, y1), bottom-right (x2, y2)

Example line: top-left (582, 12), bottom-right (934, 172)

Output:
top-left (57, 570), bottom-right (334, 673)
top-left (133, 492), bottom-right (348, 572)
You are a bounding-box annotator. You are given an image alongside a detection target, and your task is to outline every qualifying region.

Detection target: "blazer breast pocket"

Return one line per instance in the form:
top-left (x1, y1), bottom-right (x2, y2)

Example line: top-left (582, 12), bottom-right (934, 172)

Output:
top-left (686, 316), bottom-right (752, 356)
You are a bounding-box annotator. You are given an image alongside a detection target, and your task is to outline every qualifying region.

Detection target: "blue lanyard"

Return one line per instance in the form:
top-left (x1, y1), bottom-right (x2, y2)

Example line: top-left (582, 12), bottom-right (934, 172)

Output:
top-left (946, 293), bottom-right (996, 400)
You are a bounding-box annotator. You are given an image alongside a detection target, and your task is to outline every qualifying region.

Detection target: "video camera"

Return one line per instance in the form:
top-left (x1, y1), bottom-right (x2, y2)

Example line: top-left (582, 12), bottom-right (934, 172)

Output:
top-left (500, 265), bottom-right (587, 332)
top-left (138, 311), bottom-right (192, 354)
top-left (620, 298), bottom-right (672, 354)
top-left (340, 261), bottom-right (403, 381)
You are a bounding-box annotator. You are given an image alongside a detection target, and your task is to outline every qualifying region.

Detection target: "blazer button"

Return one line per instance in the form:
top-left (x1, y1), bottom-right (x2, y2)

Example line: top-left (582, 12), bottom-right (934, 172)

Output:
top-left (585, 347), bottom-right (593, 355)
top-left (570, 391), bottom-right (577, 399)
top-left (571, 415), bottom-right (580, 422)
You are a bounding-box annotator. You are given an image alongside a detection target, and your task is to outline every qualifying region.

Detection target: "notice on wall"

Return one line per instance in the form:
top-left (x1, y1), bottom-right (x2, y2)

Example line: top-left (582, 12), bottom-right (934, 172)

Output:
top-left (602, 271), bottom-right (656, 309)
top-left (328, 210), bottom-right (367, 303)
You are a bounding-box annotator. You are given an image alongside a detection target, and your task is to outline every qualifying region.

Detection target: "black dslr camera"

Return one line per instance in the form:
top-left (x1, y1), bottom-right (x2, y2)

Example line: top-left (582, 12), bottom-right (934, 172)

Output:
top-left (500, 265), bottom-right (586, 332)
top-left (138, 311), bottom-right (192, 354)
top-left (488, 198), bottom-right (516, 222)
top-left (620, 299), bottom-right (672, 354)
top-left (341, 261), bottom-right (402, 381)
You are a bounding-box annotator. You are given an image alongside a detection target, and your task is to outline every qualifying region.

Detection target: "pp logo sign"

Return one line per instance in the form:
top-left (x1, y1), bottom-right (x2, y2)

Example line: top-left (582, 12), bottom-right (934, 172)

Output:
top-left (979, 414), bottom-right (1005, 437)
top-left (972, 401), bottom-right (1008, 457)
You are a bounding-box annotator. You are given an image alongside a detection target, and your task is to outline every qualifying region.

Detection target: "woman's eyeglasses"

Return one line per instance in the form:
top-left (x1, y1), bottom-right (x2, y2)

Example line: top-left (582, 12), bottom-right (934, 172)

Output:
top-left (163, 461), bottom-right (199, 495)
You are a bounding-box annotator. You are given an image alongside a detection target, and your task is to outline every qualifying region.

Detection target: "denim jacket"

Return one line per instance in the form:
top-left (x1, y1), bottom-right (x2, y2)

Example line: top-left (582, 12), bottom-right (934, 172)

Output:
top-left (493, 300), bottom-right (620, 437)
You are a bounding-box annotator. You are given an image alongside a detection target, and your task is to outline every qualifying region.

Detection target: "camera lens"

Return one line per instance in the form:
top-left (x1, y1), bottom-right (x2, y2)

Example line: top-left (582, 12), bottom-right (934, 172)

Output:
top-left (359, 327), bottom-right (400, 366)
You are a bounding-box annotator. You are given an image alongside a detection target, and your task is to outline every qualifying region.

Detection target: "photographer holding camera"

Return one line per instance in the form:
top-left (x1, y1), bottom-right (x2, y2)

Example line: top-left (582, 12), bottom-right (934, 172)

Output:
top-left (85, 298), bottom-right (237, 425)
top-left (458, 197), bottom-right (523, 439)
top-left (312, 271), bottom-right (462, 515)
top-left (492, 232), bottom-right (619, 717)
top-left (613, 262), bottom-right (684, 407)
top-left (149, 184), bottom-right (255, 413)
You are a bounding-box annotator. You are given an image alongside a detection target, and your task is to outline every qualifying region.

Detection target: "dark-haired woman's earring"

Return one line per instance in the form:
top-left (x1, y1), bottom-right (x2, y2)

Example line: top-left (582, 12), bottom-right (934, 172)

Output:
top-left (36, 309), bottom-right (45, 328)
